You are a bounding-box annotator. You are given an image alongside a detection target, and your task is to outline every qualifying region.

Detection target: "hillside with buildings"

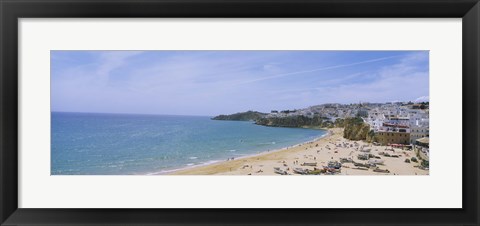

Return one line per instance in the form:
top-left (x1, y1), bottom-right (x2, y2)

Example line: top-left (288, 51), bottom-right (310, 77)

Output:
top-left (212, 101), bottom-right (430, 161)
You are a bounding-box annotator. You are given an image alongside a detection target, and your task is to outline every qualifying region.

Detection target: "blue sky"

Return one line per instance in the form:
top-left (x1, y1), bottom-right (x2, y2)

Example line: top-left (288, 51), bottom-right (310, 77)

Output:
top-left (51, 50), bottom-right (429, 116)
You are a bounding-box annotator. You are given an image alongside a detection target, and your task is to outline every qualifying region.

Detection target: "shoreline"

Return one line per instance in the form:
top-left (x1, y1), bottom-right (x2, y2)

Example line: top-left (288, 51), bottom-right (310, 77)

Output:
top-left (150, 128), bottom-right (332, 175)
top-left (168, 127), bottom-right (429, 175)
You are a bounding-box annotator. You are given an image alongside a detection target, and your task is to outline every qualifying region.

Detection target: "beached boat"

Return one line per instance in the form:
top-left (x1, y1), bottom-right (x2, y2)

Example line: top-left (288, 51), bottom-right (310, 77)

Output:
top-left (368, 159), bottom-right (384, 165)
top-left (274, 167), bottom-right (288, 175)
top-left (327, 161), bottom-right (342, 169)
top-left (293, 168), bottom-right (309, 175)
top-left (373, 167), bottom-right (390, 173)
top-left (340, 157), bottom-right (353, 163)
top-left (353, 162), bottom-right (370, 168)
top-left (301, 162), bottom-right (317, 166)
top-left (357, 153), bottom-right (369, 160)
top-left (323, 166), bottom-right (341, 174)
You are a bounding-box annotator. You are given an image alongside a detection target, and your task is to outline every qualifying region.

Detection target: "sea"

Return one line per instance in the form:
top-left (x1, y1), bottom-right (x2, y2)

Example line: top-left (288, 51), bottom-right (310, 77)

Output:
top-left (51, 112), bottom-right (328, 175)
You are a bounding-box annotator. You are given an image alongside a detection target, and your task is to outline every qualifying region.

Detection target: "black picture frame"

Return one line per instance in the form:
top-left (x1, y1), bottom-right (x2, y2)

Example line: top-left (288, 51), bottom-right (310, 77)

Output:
top-left (1, 0), bottom-right (479, 225)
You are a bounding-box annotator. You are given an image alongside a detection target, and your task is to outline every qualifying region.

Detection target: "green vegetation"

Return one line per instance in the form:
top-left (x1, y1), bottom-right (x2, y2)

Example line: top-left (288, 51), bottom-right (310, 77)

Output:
top-left (334, 118), bottom-right (345, 127)
top-left (211, 111), bottom-right (267, 121)
top-left (342, 117), bottom-right (371, 141)
top-left (307, 169), bottom-right (323, 175)
top-left (421, 160), bottom-right (429, 168)
top-left (255, 115), bottom-right (333, 128)
top-left (366, 129), bottom-right (376, 143)
top-left (411, 157), bottom-right (418, 163)
top-left (213, 112), bottom-right (379, 145)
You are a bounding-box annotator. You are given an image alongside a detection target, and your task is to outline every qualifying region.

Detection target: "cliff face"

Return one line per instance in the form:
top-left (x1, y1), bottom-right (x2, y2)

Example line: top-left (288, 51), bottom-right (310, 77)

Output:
top-left (365, 129), bottom-right (376, 143)
top-left (342, 117), bottom-right (371, 141)
top-left (255, 115), bottom-right (333, 128)
top-left (212, 110), bottom-right (357, 131)
top-left (211, 111), bottom-right (267, 121)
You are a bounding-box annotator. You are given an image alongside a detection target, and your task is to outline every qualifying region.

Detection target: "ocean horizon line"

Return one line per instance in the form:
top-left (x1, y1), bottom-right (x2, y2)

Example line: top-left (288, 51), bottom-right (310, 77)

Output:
top-left (51, 111), bottom-right (215, 118)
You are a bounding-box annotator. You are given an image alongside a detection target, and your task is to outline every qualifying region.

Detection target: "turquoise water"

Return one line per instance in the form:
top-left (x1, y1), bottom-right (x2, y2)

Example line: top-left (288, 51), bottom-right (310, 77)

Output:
top-left (51, 112), bottom-right (327, 175)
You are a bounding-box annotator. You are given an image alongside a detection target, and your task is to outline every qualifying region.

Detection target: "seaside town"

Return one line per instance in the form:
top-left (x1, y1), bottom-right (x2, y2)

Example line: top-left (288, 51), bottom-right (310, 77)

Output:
top-left (267, 101), bottom-right (429, 150)
top-left (172, 101), bottom-right (429, 175)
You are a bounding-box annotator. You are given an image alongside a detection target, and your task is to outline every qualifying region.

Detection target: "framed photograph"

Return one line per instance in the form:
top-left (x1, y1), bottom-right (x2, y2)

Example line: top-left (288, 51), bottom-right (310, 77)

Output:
top-left (1, 0), bottom-right (479, 225)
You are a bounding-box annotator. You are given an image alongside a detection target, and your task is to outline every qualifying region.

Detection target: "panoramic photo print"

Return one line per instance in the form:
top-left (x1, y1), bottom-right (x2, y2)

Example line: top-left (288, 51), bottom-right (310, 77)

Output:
top-left (51, 50), bottom-right (429, 175)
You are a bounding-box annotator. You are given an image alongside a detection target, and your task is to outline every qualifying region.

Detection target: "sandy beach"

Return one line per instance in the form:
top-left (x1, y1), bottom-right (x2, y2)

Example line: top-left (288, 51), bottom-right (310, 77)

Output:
top-left (169, 128), bottom-right (429, 175)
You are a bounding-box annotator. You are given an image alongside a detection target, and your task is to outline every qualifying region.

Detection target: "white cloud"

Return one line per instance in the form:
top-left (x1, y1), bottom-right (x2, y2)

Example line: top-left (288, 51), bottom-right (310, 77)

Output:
top-left (235, 55), bottom-right (403, 85)
top-left (263, 63), bottom-right (282, 72)
top-left (309, 53), bottom-right (429, 104)
top-left (96, 51), bottom-right (144, 83)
